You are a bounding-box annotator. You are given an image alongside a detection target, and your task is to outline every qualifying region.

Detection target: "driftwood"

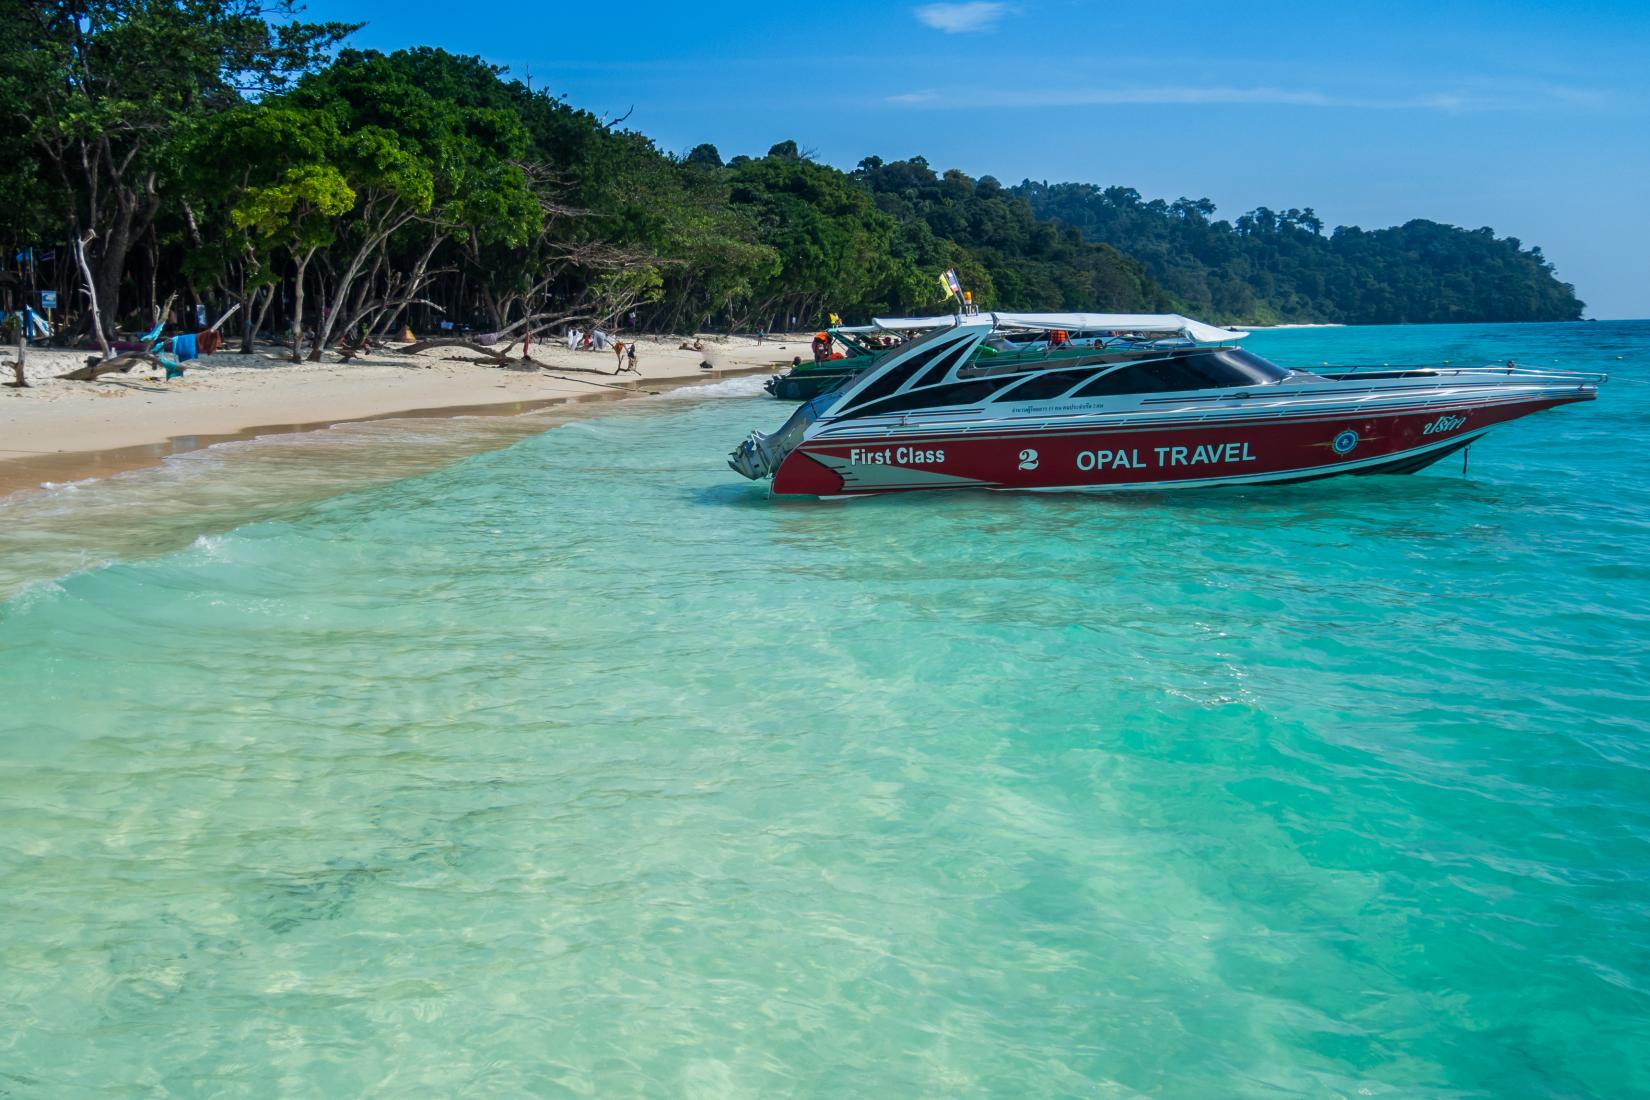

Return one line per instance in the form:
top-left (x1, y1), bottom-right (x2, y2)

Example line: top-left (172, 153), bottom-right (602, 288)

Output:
top-left (154, 290), bottom-right (178, 329)
top-left (396, 337), bottom-right (518, 364)
top-left (72, 231), bottom-right (112, 361)
top-left (58, 351), bottom-right (161, 381)
top-left (6, 316), bottom-right (23, 387)
top-left (207, 301), bottom-right (242, 333)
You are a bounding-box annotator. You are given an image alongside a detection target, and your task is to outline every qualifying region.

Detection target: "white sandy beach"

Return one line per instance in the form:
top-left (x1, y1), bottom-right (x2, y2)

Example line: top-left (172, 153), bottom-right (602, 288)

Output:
top-left (0, 334), bottom-right (805, 494)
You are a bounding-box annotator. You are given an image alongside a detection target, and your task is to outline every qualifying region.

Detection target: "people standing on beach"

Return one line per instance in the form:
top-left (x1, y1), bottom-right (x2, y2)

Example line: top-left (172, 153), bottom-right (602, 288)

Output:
top-left (756, 329), bottom-right (765, 345)
top-left (612, 338), bottom-right (625, 371)
top-left (626, 342), bottom-right (638, 374)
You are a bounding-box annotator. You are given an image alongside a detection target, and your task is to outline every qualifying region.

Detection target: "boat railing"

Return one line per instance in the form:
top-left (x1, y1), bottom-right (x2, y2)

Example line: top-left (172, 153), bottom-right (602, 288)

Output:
top-left (1317, 362), bottom-right (1607, 383)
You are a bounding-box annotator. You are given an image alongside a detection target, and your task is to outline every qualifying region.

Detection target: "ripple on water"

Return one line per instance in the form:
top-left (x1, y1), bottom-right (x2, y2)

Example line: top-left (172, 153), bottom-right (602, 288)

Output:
top-left (1, 322), bottom-right (1648, 1096)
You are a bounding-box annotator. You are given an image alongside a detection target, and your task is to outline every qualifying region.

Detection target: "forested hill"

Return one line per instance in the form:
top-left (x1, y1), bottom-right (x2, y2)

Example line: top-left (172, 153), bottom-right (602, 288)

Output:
top-left (0, 0), bottom-right (1583, 349)
top-left (1013, 182), bottom-right (1584, 324)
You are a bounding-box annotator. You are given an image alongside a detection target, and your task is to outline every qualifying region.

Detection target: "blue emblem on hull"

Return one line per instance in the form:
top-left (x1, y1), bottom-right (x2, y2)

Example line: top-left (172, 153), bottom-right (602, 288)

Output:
top-left (1332, 429), bottom-right (1360, 455)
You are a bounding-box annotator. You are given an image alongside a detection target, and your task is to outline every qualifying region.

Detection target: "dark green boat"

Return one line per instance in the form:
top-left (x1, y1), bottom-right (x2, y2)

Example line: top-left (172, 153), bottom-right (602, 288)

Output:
top-left (762, 328), bottom-right (882, 400)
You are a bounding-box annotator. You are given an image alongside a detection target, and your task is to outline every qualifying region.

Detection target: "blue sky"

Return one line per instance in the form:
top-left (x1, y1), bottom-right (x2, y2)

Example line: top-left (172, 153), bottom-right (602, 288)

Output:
top-left (308, 0), bottom-right (1649, 318)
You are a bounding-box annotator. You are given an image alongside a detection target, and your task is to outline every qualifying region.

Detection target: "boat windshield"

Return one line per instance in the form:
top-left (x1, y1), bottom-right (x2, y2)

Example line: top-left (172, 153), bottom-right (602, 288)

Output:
top-left (1069, 349), bottom-right (1289, 398)
top-left (990, 348), bottom-right (1289, 404)
top-left (834, 345), bottom-right (1291, 420)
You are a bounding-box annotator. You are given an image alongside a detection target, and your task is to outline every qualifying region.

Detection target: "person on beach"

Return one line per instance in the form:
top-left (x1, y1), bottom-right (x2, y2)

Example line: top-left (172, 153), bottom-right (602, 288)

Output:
top-left (612, 338), bottom-right (625, 371)
top-left (626, 341), bottom-right (638, 373)
top-left (756, 329), bottom-right (765, 345)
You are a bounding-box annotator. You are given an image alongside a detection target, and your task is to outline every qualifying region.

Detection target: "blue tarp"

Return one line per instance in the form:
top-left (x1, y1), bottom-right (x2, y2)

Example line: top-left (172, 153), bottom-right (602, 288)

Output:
top-left (2, 307), bottom-right (51, 340)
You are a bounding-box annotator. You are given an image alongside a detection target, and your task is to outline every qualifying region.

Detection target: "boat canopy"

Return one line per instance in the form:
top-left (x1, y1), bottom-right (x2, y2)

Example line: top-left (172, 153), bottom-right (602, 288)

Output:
top-left (871, 312), bottom-right (1246, 344)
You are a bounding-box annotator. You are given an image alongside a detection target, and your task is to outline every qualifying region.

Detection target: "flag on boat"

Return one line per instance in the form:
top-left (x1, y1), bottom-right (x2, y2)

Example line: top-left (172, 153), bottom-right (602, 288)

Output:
top-left (938, 268), bottom-right (963, 300)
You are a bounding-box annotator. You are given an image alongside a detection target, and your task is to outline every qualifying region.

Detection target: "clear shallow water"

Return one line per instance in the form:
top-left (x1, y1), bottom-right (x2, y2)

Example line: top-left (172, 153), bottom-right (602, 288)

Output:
top-left (2, 322), bottom-right (1648, 1097)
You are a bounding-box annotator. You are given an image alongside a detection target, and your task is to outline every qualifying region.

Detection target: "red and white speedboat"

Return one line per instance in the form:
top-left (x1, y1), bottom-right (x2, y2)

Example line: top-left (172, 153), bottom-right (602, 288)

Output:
top-left (727, 312), bottom-right (1605, 497)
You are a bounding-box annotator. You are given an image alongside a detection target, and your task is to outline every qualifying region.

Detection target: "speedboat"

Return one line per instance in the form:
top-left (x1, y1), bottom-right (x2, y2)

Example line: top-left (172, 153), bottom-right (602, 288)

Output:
top-left (727, 312), bottom-right (1605, 497)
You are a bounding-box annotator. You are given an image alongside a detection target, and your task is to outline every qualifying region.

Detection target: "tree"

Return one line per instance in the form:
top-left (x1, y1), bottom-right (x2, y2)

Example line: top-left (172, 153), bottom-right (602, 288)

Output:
top-left (189, 105), bottom-right (355, 360)
top-left (0, 0), bottom-right (353, 341)
top-left (684, 143), bottom-right (723, 168)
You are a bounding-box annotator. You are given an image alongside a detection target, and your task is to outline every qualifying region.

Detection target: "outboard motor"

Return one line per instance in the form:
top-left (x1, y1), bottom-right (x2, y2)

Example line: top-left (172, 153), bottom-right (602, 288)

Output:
top-left (728, 391), bottom-right (838, 480)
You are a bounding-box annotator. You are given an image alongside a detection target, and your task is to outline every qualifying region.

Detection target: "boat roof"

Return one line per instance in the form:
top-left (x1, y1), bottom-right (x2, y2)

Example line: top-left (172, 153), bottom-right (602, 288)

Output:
top-left (871, 312), bottom-right (1246, 343)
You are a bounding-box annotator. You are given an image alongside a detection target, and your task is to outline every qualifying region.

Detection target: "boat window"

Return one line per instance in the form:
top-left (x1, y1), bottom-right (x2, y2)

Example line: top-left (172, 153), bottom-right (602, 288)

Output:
top-left (844, 376), bottom-right (1025, 418)
top-left (842, 333), bottom-right (971, 409)
top-left (911, 340), bottom-right (977, 389)
top-left (1208, 348), bottom-right (1292, 384)
top-left (992, 368), bottom-right (1103, 402)
top-left (1072, 349), bottom-right (1290, 398)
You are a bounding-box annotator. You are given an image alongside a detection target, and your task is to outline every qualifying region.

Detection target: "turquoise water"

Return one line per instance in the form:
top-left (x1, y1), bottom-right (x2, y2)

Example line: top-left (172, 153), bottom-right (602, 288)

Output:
top-left (2, 322), bottom-right (1647, 1097)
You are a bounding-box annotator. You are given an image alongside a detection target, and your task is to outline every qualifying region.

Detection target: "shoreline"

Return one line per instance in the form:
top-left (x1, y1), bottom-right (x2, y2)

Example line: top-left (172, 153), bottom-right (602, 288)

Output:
top-left (0, 336), bottom-right (794, 500)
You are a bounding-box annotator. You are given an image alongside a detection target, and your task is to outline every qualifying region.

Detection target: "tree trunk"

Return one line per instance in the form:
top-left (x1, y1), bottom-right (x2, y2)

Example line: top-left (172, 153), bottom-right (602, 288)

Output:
top-left (380, 234), bottom-right (442, 337)
top-left (242, 286), bottom-right (274, 354)
top-left (81, 179), bottom-right (158, 343)
top-left (72, 232), bottom-right (111, 361)
top-left (145, 234), bottom-right (158, 326)
top-left (290, 249), bottom-right (315, 364)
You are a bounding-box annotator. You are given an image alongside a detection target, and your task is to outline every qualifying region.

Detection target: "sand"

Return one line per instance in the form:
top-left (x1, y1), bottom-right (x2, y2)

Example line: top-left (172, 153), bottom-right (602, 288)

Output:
top-left (0, 334), bottom-right (807, 497)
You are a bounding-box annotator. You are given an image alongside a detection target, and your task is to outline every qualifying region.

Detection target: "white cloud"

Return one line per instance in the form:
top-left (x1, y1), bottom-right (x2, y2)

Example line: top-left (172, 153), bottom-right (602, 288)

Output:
top-left (914, 2), bottom-right (1010, 34)
top-left (883, 82), bottom-right (1604, 112)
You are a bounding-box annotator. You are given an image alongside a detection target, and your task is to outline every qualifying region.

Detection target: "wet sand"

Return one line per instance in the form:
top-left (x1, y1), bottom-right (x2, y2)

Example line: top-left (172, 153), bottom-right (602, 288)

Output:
top-left (1, 335), bottom-right (802, 498)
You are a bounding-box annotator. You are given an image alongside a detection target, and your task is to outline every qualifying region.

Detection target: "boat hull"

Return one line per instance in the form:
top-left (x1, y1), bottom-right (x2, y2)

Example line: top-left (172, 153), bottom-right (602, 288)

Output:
top-left (769, 393), bottom-right (1589, 496)
top-left (765, 366), bottom-right (865, 400)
